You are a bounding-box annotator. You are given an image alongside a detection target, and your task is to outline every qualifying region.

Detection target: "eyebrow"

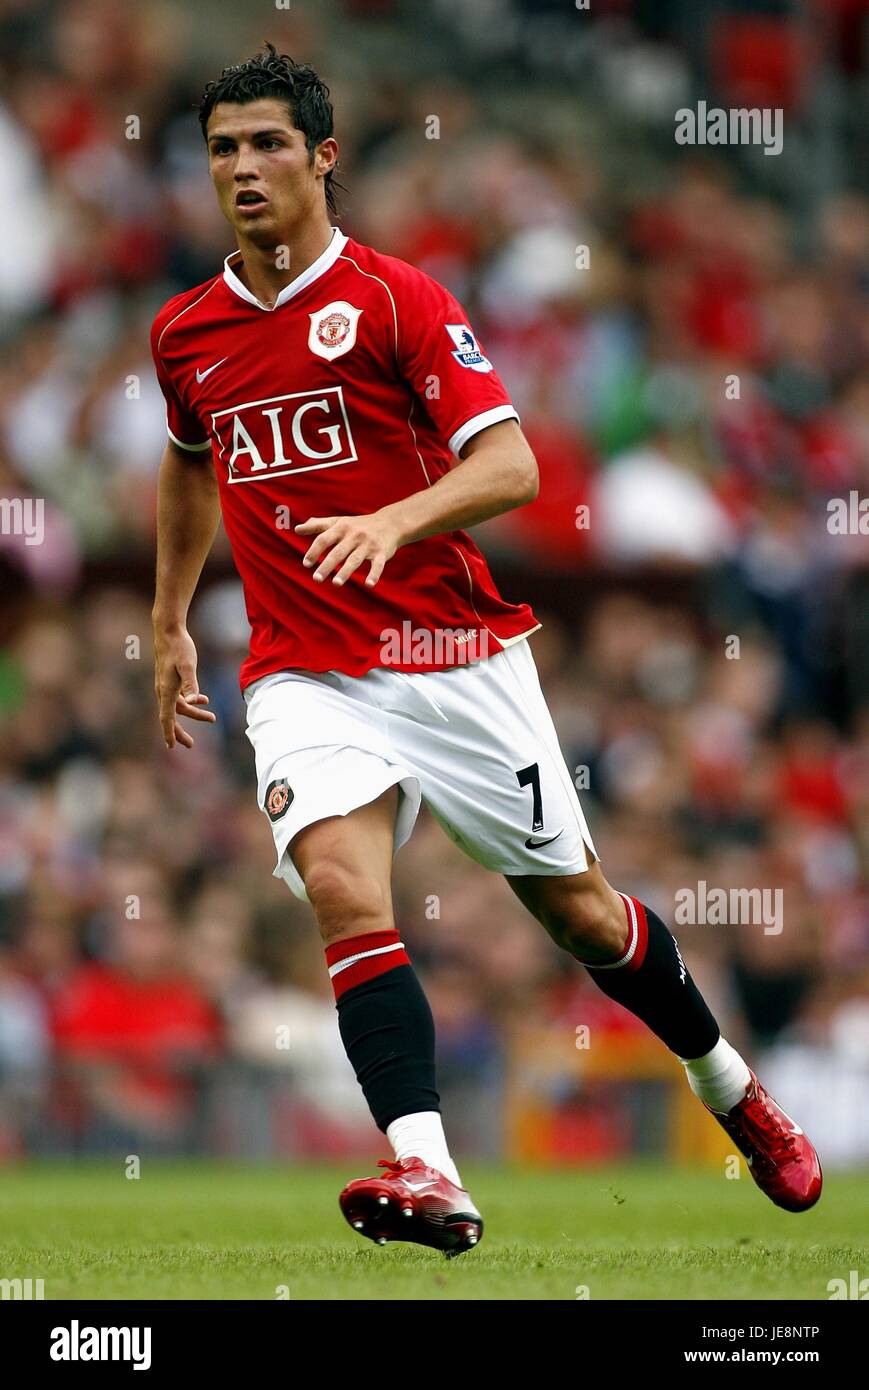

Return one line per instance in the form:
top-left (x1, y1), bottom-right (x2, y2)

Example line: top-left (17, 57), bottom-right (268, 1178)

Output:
top-left (207, 129), bottom-right (290, 144)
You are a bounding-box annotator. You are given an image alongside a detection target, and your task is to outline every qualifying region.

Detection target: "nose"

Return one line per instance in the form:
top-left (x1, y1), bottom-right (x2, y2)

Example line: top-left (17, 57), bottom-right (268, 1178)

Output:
top-left (233, 145), bottom-right (260, 181)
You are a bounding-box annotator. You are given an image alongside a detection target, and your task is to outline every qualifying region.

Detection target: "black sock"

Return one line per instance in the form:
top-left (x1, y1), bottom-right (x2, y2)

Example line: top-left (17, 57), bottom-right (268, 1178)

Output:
top-left (326, 930), bottom-right (439, 1132)
top-left (583, 894), bottom-right (720, 1059)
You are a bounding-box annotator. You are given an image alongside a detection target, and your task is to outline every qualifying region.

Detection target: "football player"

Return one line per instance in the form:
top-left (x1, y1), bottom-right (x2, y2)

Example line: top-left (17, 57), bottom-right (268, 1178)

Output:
top-left (151, 44), bottom-right (821, 1256)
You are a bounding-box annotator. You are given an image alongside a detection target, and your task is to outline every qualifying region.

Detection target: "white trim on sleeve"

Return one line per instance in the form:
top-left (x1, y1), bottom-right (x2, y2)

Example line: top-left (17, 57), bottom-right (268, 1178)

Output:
top-left (168, 426), bottom-right (211, 453)
top-left (448, 404), bottom-right (519, 457)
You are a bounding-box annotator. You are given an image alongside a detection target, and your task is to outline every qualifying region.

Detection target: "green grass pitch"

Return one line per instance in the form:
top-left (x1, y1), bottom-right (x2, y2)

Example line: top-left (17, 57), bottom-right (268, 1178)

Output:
top-left (0, 1162), bottom-right (865, 1300)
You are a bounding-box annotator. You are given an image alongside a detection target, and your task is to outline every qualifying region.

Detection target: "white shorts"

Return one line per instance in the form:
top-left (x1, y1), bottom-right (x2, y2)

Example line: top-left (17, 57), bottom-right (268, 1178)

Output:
top-left (243, 638), bottom-right (598, 901)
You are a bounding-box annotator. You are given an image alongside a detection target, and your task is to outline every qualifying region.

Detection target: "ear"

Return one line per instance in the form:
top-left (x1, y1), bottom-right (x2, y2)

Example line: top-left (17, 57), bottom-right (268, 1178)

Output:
top-left (315, 137), bottom-right (339, 177)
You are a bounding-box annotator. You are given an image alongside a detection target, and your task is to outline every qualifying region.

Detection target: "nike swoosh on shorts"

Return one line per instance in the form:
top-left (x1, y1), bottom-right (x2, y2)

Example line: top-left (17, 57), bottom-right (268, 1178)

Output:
top-left (525, 830), bottom-right (564, 849)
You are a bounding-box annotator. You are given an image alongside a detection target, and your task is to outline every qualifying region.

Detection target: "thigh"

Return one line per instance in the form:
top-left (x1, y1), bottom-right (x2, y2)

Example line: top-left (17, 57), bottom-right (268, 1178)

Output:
top-left (388, 638), bottom-right (598, 878)
top-left (291, 784), bottom-right (399, 941)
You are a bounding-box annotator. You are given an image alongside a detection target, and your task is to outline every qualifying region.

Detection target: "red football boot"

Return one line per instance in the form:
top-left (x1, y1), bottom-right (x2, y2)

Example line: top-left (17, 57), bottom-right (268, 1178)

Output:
top-left (705, 1070), bottom-right (822, 1212)
top-left (339, 1158), bottom-right (483, 1257)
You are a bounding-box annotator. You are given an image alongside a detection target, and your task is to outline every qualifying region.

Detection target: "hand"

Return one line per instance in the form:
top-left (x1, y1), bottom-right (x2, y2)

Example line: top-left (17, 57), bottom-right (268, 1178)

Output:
top-left (295, 510), bottom-right (402, 588)
top-left (153, 623), bottom-right (217, 749)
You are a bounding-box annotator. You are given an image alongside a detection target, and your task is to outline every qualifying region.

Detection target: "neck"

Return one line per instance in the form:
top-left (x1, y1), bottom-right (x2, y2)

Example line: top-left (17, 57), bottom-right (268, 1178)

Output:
top-left (232, 215), bottom-right (335, 309)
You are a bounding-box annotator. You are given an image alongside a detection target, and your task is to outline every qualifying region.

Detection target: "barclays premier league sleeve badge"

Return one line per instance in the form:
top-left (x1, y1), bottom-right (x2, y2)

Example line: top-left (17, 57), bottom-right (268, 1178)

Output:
top-left (445, 323), bottom-right (493, 373)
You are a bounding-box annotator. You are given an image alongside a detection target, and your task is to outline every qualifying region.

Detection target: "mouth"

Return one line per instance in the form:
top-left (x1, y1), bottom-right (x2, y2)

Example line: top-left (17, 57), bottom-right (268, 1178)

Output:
top-left (235, 189), bottom-right (268, 213)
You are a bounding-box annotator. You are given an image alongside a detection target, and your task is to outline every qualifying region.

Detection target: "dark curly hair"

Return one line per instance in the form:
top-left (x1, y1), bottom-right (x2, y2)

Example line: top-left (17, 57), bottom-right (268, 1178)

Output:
top-left (198, 42), bottom-right (343, 215)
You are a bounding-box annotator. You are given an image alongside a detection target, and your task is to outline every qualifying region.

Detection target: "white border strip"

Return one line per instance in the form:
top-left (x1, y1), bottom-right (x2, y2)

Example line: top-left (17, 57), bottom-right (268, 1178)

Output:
top-left (168, 425), bottom-right (211, 452)
top-left (590, 892), bottom-right (638, 970)
top-left (328, 941), bottom-right (405, 979)
top-left (449, 404), bottom-right (519, 457)
top-left (223, 227), bottom-right (347, 311)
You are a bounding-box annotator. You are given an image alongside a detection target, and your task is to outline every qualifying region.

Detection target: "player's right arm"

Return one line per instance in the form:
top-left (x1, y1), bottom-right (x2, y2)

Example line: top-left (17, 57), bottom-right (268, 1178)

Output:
top-left (152, 439), bottom-right (221, 749)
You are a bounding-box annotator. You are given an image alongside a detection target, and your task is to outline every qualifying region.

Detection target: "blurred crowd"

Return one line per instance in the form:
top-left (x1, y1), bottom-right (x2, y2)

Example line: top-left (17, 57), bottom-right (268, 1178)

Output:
top-left (0, 0), bottom-right (867, 1164)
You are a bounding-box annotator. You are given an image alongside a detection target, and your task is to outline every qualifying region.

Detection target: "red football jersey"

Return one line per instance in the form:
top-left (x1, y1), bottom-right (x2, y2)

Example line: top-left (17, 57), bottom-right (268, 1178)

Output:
top-left (151, 227), bottom-right (540, 691)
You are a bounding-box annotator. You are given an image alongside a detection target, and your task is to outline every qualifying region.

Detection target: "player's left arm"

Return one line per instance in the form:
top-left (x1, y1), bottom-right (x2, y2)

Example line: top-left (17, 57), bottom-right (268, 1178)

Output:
top-left (295, 419), bottom-right (538, 587)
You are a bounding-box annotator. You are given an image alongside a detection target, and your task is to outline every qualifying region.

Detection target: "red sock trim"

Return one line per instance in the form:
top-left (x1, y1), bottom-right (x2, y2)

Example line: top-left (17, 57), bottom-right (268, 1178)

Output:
top-left (618, 893), bottom-right (648, 972)
top-left (325, 929), bottom-right (410, 1001)
top-left (588, 893), bottom-right (649, 973)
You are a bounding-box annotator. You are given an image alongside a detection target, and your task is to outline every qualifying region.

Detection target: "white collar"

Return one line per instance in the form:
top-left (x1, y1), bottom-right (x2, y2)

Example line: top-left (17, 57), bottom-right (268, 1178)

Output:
top-left (222, 226), bottom-right (347, 311)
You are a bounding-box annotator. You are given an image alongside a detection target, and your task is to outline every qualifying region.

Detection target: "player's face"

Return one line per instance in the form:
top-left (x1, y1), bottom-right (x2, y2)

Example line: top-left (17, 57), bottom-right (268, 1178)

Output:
top-left (206, 98), bottom-right (337, 243)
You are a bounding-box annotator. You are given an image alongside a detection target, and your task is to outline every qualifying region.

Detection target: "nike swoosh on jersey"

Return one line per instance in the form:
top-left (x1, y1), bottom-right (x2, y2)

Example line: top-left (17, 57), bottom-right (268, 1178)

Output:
top-left (195, 357), bottom-right (228, 383)
top-left (525, 830), bottom-right (564, 849)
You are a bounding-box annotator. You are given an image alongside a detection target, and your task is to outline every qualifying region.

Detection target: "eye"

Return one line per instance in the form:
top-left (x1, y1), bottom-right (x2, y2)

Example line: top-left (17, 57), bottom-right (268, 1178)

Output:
top-left (260, 138), bottom-right (281, 150)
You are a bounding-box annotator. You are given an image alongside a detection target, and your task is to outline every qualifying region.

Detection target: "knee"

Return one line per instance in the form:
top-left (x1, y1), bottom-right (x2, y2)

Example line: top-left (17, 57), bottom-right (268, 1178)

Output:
top-left (303, 859), bottom-right (394, 944)
top-left (546, 884), bottom-right (628, 965)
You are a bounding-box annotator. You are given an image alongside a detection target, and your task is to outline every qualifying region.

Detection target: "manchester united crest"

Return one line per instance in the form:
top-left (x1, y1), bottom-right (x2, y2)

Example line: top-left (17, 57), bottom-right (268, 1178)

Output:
top-left (264, 778), bottom-right (294, 822)
top-left (308, 300), bottom-right (363, 361)
top-left (318, 311), bottom-right (350, 347)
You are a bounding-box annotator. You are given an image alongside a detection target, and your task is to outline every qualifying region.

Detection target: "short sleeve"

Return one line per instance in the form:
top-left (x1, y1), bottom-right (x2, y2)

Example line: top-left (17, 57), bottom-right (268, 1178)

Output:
top-left (392, 270), bottom-right (519, 455)
top-left (150, 317), bottom-right (210, 453)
